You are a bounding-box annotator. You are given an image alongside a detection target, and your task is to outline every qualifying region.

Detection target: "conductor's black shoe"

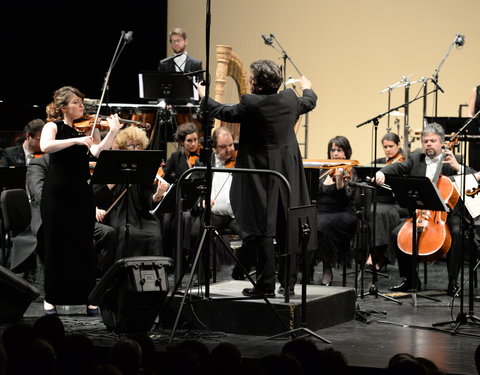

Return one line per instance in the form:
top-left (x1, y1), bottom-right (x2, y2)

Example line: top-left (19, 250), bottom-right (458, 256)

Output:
top-left (475, 296), bottom-right (480, 302)
top-left (389, 278), bottom-right (421, 292)
top-left (242, 287), bottom-right (275, 298)
top-left (277, 286), bottom-right (295, 296)
top-left (447, 281), bottom-right (459, 297)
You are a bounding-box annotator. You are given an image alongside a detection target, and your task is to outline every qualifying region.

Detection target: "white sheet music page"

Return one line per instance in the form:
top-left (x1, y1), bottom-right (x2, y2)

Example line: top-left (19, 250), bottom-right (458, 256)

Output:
top-left (452, 174), bottom-right (480, 219)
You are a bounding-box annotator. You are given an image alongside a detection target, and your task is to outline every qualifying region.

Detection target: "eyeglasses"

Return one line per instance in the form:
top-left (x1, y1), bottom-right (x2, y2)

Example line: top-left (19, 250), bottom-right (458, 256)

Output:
top-left (126, 144), bottom-right (142, 150)
top-left (170, 38), bottom-right (184, 44)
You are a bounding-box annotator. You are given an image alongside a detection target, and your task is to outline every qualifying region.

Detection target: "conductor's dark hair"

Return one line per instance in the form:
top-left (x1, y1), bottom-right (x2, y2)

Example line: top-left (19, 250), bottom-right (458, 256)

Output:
top-left (250, 59), bottom-right (283, 95)
top-left (327, 136), bottom-right (352, 159)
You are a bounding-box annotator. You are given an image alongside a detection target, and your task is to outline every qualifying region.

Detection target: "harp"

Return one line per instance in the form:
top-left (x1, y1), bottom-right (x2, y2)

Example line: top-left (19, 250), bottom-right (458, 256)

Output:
top-left (213, 45), bottom-right (250, 141)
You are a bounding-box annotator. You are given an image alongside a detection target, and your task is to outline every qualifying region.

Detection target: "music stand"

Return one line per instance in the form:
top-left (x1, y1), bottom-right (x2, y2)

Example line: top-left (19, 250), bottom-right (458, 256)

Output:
top-left (138, 71), bottom-right (197, 105)
top-left (92, 150), bottom-right (162, 258)
top-left (267, 205), bottom-right (330, 343)
top-left (386, 175), bottom-right (448, 306)
top-left (149, 179), bottom-right (203, 216)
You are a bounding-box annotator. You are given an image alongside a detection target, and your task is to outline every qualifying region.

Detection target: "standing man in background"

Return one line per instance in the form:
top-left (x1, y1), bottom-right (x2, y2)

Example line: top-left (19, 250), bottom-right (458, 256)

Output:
top-left (157, 27), bottom-right (203, 81)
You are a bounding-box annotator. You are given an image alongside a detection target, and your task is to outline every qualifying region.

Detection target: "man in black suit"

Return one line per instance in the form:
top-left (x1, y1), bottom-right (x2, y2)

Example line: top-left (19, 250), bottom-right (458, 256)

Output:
top-left (374, 122), bottom-right (478, 296)
top-left (0, 118), bottom-right (44, 167)
top-left (197, 59), bottom-right (317, 297)
top-left (157, 27), bottom-right (203, 82)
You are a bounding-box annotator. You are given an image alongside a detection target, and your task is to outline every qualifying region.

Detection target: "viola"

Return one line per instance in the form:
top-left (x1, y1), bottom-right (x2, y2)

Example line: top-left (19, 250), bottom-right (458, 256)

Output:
top-left (397, 142), bottom-right (459, 261)
top-left (73, 115), bottom-right (151, 133)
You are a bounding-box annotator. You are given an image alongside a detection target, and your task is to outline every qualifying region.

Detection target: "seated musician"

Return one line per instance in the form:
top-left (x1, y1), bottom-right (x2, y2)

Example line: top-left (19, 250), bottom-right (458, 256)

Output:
top-left (315, 136), bottom-right (359, 286)
top-left (94, 126), bottom-right (169, 260)
top-left (374, 122), bottom-right (479, 295)
top-left (366, 132), bottom-right (405, 271)
top-left (190, 126), bottom-right (255, 278)
top-left (0, 119), bottom-right (44, 167)
top-left (162, 123), bottom-right (201, 183)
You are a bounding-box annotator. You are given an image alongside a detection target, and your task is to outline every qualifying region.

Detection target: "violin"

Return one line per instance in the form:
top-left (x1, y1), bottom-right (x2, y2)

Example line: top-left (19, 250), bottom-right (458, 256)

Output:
top-left (224, 150), bottom-right (238, 168)
top-left (386, 153), bottom-right (406, 164)
top-left (186, 146), bottom-right (202, 168)
top-left (313, 159), bottom-right (360, 180)
top-left (73, 115), bottom-right (151, 133)
top-left (397, 140), bottom-right (459, 261)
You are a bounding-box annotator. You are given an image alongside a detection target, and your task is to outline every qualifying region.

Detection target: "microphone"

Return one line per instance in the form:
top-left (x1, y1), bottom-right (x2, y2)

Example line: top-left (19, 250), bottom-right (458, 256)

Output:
top-left (123, 31), bottom-right (133, 44)
top-left (261, 34), bottom-right (273, 46)
top-left (160, 53), bottom-right (184, 63)
top-left (454, 33), bottom-right (465, 47)
top-left (348, 181), bottom-right (377, 190)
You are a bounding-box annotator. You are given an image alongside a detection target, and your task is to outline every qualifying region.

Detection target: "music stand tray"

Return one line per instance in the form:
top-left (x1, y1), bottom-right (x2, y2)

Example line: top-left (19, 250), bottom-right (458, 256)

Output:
top-left (138, 71), bottom-right (197, 105)
top-left (92, 150), bottom-right (163, 185)
top-left (386, 175), bottom-right (447, 305)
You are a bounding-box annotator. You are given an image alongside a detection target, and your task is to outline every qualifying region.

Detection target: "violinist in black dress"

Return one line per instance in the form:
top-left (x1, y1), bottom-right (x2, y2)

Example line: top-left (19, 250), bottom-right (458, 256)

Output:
top-left (40, 86), bottom-right (122, 315)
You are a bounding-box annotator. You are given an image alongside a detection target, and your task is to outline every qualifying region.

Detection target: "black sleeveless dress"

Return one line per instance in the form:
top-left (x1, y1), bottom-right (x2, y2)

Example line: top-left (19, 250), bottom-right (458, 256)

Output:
top-left (40, 121), bottom-right (96, 304)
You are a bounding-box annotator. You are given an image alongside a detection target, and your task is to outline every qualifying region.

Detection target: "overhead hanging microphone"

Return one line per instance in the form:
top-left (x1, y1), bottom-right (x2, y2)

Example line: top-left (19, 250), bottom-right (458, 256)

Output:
top-left (454, 33), bottom-right (465, 47)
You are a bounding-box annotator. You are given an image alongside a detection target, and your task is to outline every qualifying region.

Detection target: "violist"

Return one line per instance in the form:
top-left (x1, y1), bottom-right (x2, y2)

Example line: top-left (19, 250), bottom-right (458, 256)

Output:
top-left (366, 132), bottom-right (406, 271)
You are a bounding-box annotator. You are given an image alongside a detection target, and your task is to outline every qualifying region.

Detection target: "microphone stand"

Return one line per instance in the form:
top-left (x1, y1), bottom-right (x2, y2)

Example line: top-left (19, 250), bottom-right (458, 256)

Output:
top-left (430, 33), bottom-right (462, 117)
top-left (431, 111), bottom-right (480, 334)
top-left (92, 31), bottom-right (131, 124)
top-left (264, 34), bottom-right (309, 157)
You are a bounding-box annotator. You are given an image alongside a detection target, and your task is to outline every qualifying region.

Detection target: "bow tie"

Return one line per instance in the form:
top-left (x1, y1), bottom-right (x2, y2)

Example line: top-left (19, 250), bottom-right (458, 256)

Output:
top-left (425, 156), bottom-right (441, 165)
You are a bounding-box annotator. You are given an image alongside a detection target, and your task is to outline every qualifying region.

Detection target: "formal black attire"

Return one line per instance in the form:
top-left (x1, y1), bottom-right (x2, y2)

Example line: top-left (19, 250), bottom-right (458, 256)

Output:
top-left (204, 88), bottom-right (317, 293)
top-left (380, 150), bottom-right (471, 287)
top-left (40, 122), bottom-right (96, 304)
top-left (369, 155), bottom-right (406, 265)
top-left (94, 183), bottom-right (162, 260)
top-left (28, 154), bottom-right (117, 280)
top-left (0, 145), bottom-right (26, 168)
top-left (162, 149), bottom-right (190, 184)
top-left (315, 174), bottom-right (359, 267)
top-left (157, 54), bottom-right (203, 81)
top-left (469, 85), bottom-right (480, 171)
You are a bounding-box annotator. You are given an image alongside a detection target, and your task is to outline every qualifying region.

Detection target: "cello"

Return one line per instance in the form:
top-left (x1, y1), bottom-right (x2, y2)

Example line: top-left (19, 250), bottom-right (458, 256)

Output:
top-left (396, 144), bottom-right (459, 261)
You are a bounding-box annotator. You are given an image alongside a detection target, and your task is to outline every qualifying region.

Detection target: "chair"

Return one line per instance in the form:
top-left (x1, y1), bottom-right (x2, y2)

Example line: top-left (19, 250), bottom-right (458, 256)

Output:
top-left (0, 189), bottom-right (36, 273)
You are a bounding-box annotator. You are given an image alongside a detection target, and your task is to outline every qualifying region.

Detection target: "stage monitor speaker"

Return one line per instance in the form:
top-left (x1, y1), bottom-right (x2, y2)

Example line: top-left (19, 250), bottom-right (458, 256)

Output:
top-left (0, 264), bottom-right (41, 322)
top-left (89, 256), bottom-right (174, 333)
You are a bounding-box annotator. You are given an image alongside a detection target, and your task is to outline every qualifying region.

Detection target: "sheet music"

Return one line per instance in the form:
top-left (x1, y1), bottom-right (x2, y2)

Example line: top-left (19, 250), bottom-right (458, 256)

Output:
top-left (149, 183), bottom-right (175, 215)
top-left (452, 174), bottom-right (480, 218)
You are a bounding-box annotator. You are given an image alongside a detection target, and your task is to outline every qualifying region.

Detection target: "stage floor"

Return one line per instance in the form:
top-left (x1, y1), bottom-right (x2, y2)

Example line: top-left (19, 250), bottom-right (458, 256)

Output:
top-left (3, 260), bottom-right (480, 374)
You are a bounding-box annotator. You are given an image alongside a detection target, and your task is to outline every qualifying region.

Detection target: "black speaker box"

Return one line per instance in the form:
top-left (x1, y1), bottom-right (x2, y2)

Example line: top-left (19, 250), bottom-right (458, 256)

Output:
top-left (0, 264), bottom-right (41, 322)
top-left (89, 256), bottom-right (173, 333)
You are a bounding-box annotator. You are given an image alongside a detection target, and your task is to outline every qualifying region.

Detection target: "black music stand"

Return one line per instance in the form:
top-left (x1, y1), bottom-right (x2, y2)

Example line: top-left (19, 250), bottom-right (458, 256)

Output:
top-left (92, 150), bottom-right (162, 258)
top-left (149, 179), bottom-right (203, 216)
top-left (267, 205), bottom-right (330, 343)
top-left (387, 175), bottom-right (447, 306)
top-left (138, 71), bottom-right (197, 105)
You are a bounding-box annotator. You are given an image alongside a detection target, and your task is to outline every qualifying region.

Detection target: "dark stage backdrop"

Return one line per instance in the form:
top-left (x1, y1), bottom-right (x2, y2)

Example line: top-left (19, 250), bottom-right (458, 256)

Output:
top-left (0, 1), bottom-right (168, 134)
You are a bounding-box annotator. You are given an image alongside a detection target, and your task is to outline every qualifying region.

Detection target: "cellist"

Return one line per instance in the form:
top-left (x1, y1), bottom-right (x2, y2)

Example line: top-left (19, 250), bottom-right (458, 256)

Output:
top-left (373, 123), bottom-right (478, 296)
